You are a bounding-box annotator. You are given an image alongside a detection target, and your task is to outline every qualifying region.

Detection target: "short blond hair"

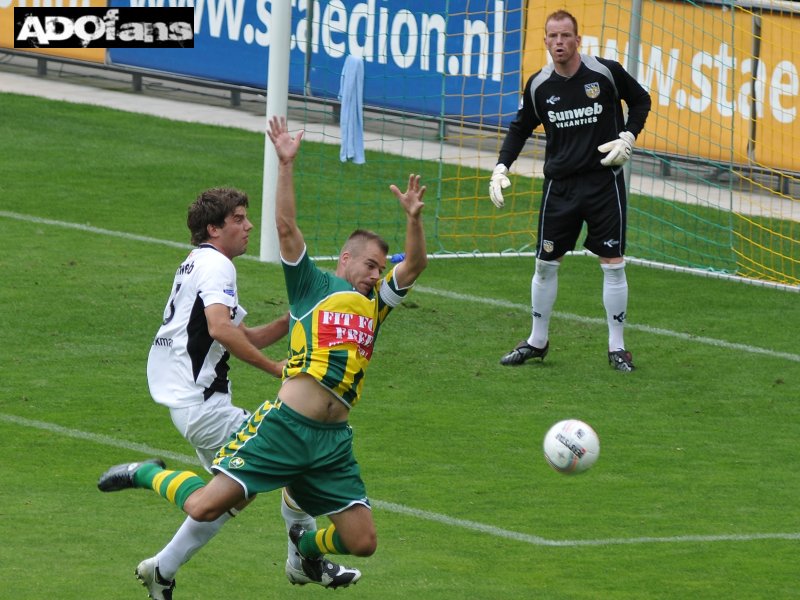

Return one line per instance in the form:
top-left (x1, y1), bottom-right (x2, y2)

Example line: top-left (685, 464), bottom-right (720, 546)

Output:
top-left (342, 229), bottom-right (389, 258)
top-left (545, 10), bottom-right (579, 35)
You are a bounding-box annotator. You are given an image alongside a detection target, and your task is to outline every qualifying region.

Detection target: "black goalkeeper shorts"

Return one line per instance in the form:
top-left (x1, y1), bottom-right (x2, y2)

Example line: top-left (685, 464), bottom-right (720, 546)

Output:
top-left (536, 167), bottom-right (627, 260)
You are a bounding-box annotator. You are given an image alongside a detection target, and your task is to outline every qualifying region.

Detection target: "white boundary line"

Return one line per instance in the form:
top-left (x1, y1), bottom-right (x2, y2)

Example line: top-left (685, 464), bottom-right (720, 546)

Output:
top-left (4, 209), bottom-right (798, 363)
top-left (415, 287), bottom-right (800, 362)
top-left (2, 413), bottom-right (798, 547)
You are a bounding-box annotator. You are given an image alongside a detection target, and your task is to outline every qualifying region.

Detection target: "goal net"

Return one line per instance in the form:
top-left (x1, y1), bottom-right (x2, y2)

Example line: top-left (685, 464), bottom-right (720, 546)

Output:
top-left (283, 0), bottom-right (798, 286)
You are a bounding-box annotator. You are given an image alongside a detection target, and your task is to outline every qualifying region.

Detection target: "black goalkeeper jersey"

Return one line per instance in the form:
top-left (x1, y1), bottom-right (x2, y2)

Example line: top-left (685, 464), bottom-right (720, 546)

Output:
top-left (498, 54), bottom-right (651, 179)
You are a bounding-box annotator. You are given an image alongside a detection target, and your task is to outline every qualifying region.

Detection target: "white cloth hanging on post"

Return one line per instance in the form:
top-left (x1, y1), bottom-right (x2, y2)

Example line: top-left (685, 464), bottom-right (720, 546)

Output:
top-left (338, 55), bottom-right (365, 164)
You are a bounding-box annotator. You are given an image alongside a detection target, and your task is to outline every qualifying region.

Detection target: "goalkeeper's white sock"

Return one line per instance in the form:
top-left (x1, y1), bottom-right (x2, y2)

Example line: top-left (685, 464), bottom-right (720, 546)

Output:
top-left (282, 488), bottom-right (317, 569)
top-left (527, 259), bottom-right (560, 349)
top-left (156, 513), bottom-right (231, 580)
top-left (602, 261), bottom-right (628, 351)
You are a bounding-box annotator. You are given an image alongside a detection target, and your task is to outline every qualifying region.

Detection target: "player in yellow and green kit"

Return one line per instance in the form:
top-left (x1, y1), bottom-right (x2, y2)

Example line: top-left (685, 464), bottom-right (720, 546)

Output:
top-left (98, 115), bottom-right (429, 589)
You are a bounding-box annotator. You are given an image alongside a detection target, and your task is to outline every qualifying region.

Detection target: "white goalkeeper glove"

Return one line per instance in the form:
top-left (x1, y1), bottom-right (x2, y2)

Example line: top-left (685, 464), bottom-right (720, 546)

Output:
top-left (598, 131), bottom-right (635, 167)
top-left (489, 164), bottom-right (511, 208)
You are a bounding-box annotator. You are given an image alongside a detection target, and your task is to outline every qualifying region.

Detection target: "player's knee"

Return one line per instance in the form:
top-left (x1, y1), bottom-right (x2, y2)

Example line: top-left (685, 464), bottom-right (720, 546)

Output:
top-left (535, 258), bottom-right (561, 277)
top-left (347, 531), bottom-right (377, 557)
top-left (183, 495), bottom-right (224, 522)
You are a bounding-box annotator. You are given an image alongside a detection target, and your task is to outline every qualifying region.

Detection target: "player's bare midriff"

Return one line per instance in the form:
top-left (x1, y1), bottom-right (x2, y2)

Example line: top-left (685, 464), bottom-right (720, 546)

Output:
top-left (278, 373), bottom-right (350, 423)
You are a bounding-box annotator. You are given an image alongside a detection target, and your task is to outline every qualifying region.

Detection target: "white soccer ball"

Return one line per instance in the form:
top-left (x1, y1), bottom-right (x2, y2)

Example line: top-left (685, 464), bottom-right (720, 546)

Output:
top-left (543, 419), bottom-right (600, 474)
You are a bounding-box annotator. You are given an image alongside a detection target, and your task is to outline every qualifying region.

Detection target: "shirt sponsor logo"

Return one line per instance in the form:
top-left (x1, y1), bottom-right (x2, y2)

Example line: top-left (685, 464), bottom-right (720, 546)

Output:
top-left (177, 261), bottom-right (194, 276)
top-left (317, 310), bottom-right (375, 359)
top-left (547, 102), bottom-right (604, 128)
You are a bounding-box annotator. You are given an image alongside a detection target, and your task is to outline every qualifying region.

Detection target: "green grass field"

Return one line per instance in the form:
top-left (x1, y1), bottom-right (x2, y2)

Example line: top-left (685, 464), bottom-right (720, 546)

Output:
top-left (1, 92), bottom-right (799, 599)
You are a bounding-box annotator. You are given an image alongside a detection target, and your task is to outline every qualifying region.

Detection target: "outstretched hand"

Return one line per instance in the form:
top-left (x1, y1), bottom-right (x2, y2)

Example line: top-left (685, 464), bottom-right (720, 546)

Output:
top-left (267, 115), bottom-right (304, 164)
top-left (389, 174), bottom-right (426, 218)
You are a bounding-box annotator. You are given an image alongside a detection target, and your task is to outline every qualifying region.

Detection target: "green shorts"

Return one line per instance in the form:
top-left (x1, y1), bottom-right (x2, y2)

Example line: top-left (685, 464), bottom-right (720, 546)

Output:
top-left (212, 400), bottom-right (369, 517)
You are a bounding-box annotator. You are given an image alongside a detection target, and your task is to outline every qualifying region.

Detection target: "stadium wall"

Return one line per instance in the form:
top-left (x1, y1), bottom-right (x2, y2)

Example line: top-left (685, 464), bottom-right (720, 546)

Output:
top-left (2, 0), bottom-right (798, 172)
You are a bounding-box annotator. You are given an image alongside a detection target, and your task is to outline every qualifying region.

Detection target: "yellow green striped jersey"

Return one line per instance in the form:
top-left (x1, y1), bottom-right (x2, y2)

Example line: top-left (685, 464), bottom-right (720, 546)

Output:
top-left (282, 248), bottom-right (411, 408)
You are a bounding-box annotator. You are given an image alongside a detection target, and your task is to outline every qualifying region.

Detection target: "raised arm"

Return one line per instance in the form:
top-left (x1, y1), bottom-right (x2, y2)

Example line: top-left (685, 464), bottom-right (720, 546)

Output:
top-left (390, 174), bottom-right (428, 289)
top-left (267, 116), bottom-right (305, 263)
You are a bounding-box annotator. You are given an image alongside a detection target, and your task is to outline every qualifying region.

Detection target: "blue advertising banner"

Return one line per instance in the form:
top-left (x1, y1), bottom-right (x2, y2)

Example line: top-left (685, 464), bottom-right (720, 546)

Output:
top-left (108, 0), bottom-right (523, 127)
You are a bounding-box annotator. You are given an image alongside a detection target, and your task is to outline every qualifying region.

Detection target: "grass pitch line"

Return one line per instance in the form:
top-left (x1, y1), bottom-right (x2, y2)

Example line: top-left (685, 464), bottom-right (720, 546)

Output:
top-left (2, 412), bottom-right (799, 548)
top-left (376, 500), bottom-right (800, 547)
top-left (417, 287), bottom-right (800, 363)
top-left (0, 210), bottom-right (193, 251)
top-left (3, 208), bottom-right (798, 364)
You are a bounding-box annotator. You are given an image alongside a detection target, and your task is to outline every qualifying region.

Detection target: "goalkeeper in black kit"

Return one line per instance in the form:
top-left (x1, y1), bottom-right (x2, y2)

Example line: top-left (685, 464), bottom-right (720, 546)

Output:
top-left (489, 9), bottom-right (651, 372)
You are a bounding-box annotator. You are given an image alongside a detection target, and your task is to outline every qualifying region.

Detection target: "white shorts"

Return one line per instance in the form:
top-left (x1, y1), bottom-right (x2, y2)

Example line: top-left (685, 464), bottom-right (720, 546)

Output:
top-left (169, 392), bottom-right (250, 473)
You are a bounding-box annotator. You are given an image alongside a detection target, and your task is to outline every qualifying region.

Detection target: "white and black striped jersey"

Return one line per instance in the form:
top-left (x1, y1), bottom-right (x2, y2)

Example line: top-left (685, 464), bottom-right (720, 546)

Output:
top-left (147, 244), bottom-right (246, 409)
top-left (499, 54), bottom-right (651, 179)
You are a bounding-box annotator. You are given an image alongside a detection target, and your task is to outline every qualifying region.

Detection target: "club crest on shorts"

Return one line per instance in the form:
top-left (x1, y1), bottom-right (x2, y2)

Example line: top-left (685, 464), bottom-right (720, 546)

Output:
top-left (584, 82), bottom-right (601, 98)
top-left (229, 457), bottom-right (245, 469)
top-left (542, 239), bottom-right (555, 253)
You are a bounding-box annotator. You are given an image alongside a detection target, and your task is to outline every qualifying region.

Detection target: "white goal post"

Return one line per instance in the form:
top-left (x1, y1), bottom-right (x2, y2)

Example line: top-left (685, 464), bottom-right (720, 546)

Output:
top-left (259, 1), bottom-right (291, 264)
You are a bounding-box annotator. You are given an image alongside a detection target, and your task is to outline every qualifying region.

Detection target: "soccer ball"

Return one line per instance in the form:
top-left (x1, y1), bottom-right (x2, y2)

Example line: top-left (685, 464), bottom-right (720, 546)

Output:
top-left (543, 419), bottom-right (600, 474)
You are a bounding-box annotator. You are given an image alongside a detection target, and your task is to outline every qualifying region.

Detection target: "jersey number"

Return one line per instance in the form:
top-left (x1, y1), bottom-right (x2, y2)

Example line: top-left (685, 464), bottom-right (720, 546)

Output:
top-left (162, 283), bottom-right (182, 325)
